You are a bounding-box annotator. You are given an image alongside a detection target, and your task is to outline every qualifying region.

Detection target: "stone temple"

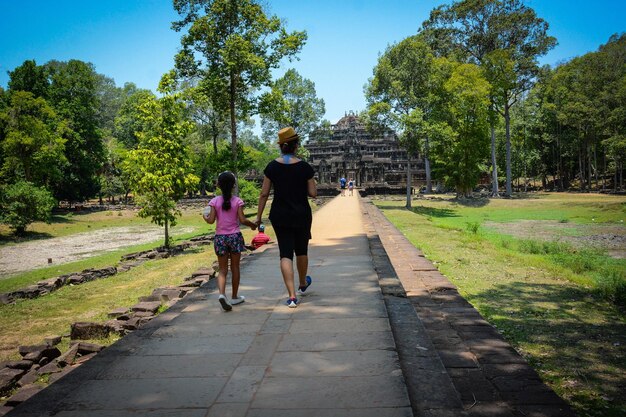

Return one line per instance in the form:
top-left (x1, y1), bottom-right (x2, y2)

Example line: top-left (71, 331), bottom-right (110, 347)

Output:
top-left (305, 111), bottom-right (425, 194)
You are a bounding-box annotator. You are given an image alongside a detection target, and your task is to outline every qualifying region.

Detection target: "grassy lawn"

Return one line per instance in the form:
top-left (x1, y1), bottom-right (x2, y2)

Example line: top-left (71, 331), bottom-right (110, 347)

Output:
top-left (374, 192), bottom-right (625, 417)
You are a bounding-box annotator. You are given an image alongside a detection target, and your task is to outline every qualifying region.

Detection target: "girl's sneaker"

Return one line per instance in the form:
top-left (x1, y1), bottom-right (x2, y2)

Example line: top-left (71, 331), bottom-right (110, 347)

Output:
top-left (286, 297), bottom-right (299, 308)
top-left (231, 296), bottom-right (245, 305)
top-left (218, 294), bottom-right (232, 311)
top-left (297, 276), bottom-right (312, 296)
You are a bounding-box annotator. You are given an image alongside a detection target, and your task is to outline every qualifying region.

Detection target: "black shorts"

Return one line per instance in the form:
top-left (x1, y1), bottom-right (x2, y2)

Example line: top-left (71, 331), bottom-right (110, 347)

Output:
top-left (273, 225), bottom-right (311, 260)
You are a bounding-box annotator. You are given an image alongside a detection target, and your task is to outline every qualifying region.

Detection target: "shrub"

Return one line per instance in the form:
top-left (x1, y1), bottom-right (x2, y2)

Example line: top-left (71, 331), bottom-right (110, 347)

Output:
top-left (238, 179), bottom-right (260, 207)
top-left (465, 221), bottom-right (480, 234)
top-left (595, 269), bottom-right (626, 307)
top-left (0, 181), bottom-right (56, 235)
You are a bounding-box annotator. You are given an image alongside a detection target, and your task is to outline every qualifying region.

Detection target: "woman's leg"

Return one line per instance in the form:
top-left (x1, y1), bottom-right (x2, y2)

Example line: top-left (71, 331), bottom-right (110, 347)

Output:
top-left (296, 255), bottom-right (308, 287)
top-left (230, 252), bottom-right (241, 298)
top-left (280, 257), bottom-right (297, 299)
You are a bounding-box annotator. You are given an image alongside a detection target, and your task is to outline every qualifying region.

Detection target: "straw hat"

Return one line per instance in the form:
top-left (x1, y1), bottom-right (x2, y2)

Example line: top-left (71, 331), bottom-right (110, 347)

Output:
top-left (278, 127), bottom-right (299, 145)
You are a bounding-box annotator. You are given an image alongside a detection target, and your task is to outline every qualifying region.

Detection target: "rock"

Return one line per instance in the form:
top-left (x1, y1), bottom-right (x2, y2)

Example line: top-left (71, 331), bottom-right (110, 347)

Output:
top-left (107, 307), bottom-right (129, 318)
top-left (192, 268), bottom-right (213, 277)
top-left (74, 352), bottom-right (98, 365)
top-left (0, 293), bottom-right (13, 305)
top-left (5, 360), bottom-right (33, 370)
top-left (37, 361), bottom-right (62, 375)
top-left (121, 317), bottom-right (142, 331)
top-left (67, 275), bottom-right (84, 284)
top-left (0, 367), bottom-right (25, 393)
top-left (0, 405), bottom-right (14, 416)
top-left (41, 347), bottom-right (61, 361)
top-left (57, 344), bottom-right (79, 367)
top-left (73, 342), bottom-right (104, 355)
top-left (70, 322), bottom-right (111, 340)
top-left (45, 336), bottom-right (62, 347)
top-left (132, 311), bottom-right (155, 318)
top-left (16, 369), bottom-right (39, 387)
top-left (137, 295), bottom-right (160, 302)
top-left (153, 288), bottom-right (184, 301)
top-left (104, 320), bottom-right (127, 336)
top-left (22, 351), bottom-right (43, 362)
top-left (5, 384), bottom-right (43, 406)
top-left (131, 301), bottom-right (161, 314)
top-left (18, 345), bottom-right (47, 357)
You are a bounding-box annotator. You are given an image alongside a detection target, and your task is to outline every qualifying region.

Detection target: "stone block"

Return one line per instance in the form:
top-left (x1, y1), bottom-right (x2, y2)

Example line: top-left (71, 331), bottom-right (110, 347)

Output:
top-left (191, 268), bottom-right (213, 277)
top-left (107, 307), bottom-right (129, 318)
top-left (5, 360), bottom-right (33, 370)
top-left (37, 360), bottom-right (62, 375)
top-left (131, 301), bottom-right (161, 313)
top-left (44, 336), bottom-right (62, 346)
top-left (57, 344), bottom-right (79, 366)
top-left (4, 384), bottom-right (42, 407)
top-left (18, 344), bottom-right (47, 357)
top-left (73, 342), bottom-right (104, 355)
top-left (0, 367), bottom-right (25, 393)
top-left (16, 369), bottom-right (39, 387)
top-left (74, 352), bottom-right (98, 365)
top-left (70, 322), bottom-right (111, 340)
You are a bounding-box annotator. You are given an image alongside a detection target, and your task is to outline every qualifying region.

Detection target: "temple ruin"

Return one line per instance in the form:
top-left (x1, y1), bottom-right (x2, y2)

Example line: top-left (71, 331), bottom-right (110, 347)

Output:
top-left (305, 111), bottom-right (425, 194)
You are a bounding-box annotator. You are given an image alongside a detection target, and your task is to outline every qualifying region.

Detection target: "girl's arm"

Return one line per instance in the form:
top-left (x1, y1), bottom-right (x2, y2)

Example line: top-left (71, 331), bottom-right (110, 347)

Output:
top-left (205, 204), bottom-right (217, 224)
top-left (256, 176), bottom-right (272, 225)
top-left (238, 206), bottom-right (257, 230)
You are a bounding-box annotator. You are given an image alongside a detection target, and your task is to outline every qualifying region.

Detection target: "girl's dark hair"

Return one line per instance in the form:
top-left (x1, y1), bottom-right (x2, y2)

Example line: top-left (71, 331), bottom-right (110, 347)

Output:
top-left (279, 139), bottom-right (299, 155)
top-left (217, 171), bottom-right (236, 210)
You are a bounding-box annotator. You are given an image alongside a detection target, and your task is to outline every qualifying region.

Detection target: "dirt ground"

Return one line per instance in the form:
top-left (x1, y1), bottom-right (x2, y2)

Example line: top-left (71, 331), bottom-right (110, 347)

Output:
top-left (0, 226), bottom-right (195, 278)
top-left (484, 220), bottom-right (626, 258)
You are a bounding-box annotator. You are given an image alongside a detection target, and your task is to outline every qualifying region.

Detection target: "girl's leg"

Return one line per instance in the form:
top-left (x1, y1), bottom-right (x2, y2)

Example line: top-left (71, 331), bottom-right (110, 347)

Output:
top-left (230, 252), bottom-right (241, 298)
top-left (217, 254), bottom-right (229, 296)
top-left (280, 257), bottom-right (297, 299)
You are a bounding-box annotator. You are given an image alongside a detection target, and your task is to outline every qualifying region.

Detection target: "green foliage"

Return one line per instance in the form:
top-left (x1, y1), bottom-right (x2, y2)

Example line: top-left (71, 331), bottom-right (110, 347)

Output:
top-left (595, 269), bottom-right (626, 307)
top-left (465, 221), bottom-right (480, 234)
top-left (125, 91), bottom-right (199, 247)
top-left (0, 181), bottom-right (56, 235)
top-left (113, 88), bottom-right (155, 149)
top-left (206, 142), bottom-right (255, 184)
top-left (0, 91), bottom-right (68, 187)
top-left (259, 68), bottom-right (325, 141)
top-left (238, 178), bottom-right (260, 207)
top-left (172, 0), bottom-right (307, 160)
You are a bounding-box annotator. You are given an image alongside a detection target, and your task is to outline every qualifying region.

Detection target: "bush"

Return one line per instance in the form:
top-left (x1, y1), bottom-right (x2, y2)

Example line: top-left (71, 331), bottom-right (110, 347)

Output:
top-left (238, 179), bottom-right (260, 207)
top-left (595, 269), bottom-right (626, 307)
top-left (465, 221), bottom-right (480, 234)
top-left (0, 181), bottom-right (56, 235)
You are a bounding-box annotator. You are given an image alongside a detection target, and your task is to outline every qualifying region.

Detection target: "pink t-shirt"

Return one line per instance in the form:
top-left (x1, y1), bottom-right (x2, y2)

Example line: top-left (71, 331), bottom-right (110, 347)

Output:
top-left (209, 195), bottom-right (245, 235)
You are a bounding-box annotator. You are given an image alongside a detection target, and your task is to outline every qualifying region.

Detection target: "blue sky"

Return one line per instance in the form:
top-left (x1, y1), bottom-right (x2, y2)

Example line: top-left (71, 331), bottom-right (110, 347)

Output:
top-left (1, 0), bottom-right (625, 126)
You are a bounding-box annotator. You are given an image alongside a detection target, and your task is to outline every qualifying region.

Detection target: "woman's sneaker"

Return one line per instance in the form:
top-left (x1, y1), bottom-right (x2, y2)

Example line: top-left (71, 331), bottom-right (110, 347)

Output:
top-left (286, 297), bottom-right (299, 308)
top-left (297, 276), bottom-right (312, 296)
top-left (231, 295), bottom-right (245, 305)
top-left (218, 294), bottom-right (232, 311)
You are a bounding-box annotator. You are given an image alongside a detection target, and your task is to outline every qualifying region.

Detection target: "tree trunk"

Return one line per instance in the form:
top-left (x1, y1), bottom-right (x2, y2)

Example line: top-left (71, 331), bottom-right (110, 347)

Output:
top-left (164, 218), bottom-right (169, 248)
top-left (504, 105), bottom-right (512, 196)
top-left (229, 71), bottom-right (238, 168)
top-left (578, 145), bottom-right (585, 192)
top-left (491, 124), bottom-right (499, 197)
top-left (425, 137), bottom-right (432, 193)
top-left (405, 156), bottom-right (412, 209)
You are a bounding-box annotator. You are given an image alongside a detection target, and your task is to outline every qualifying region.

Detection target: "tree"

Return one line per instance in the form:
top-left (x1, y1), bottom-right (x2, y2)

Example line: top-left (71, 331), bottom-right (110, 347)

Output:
top-left (46, 60), bottom-right (106, 203)
top-left (113, 88), bottom-right (156, 149)
top-left (259, 68), bottom-right (325, 141)
top-left (7, 60), bottom-right (49, 98)
top-left (433, 63), bottom-right (491, 196)
top-left (366, 35), bottom-right (444, 206)
top-left (423, 0), bottom-right (557, 196)
top-left (0, 181), bottom-right (56, 236)
top-left (0, 91), bottom-right (67, 188)
top-left (172, 0), bottom-right (307, 167)
top-left (125, 76), bottom-right (199, 248)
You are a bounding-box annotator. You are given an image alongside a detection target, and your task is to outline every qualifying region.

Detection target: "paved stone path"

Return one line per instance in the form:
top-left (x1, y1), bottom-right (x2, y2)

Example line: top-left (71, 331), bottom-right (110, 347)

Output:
top-left (6, 194), bottom-right (575, 417)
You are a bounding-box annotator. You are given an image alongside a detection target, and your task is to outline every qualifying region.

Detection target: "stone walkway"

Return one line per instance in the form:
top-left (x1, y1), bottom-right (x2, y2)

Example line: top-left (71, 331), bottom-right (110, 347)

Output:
top-left (6, 194), bottom-right (574, 417)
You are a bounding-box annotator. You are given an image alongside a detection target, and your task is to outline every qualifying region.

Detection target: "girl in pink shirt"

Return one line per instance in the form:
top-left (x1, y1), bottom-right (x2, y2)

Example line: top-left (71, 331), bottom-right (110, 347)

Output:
top-left (204, 171), bottom-right (256, 311)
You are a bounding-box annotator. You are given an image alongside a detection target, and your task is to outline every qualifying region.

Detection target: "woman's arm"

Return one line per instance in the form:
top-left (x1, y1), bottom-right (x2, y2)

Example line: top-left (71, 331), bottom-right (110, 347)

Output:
top-left (307, 178), bottom-right (317, 198)
top-left (256, 176), bottom-right (272, 225)
top-left (238, 206), bottom-right (257, 230)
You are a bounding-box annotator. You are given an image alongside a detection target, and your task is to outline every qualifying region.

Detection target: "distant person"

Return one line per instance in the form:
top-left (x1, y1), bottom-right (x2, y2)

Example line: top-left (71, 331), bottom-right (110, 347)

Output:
top-left (204, 171), bottom-right (257, 311)
top-left (251, 223), bottom-right (271, 249)
top-left (348, 178), bottom-right (354, 196)
top-left (256, 127), bottom-right (317, 308)
top-left (340, 177), bottom-right (346, 196)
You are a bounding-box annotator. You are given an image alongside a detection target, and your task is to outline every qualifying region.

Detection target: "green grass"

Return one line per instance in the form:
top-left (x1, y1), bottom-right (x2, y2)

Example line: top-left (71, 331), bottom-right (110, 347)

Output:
top-left (375, 192), bottom-right (626, 417)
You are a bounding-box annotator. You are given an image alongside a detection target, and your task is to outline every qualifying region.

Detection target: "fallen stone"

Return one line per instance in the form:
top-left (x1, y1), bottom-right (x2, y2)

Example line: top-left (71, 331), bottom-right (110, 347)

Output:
top-left (191, 268), bottom-right (213, 277)
top-left (138, 295), bottom-right (160, 302)
top-left (0, 367), bottom-right (25, 393)
top-left (67, 275), bottom-right (84, 284)
top-left (152, 287), bottom-right (184, 302)
top-left (104, 320), bottom-right (127, 336)
top-left (71, 342), bottom-right (104, 355)
top-left (5, 361), bottom-right (33, 370)
top-left (0, 405), bottom-right (14, 416)
top-left (5, 384), bottom-right (43, 406)
top-left (131, 301), bottom-right (161, 313)
top-left (107, 307), bottom-right (129, 318)
top-left (44, 336), bottom-right (62, 346)
top-left (74, 352), bottom-right (98, 365)
top-left (37, 361), bottom-right (62, 375)
top-left (57, 344), bottom-right (79, 367)
top-left (70, 322), bottom-right (111, 340)
top-left (17, 369), bottom-right (39, 387)
top-left (22, 351), bottom-right (43, 362)
top-left (132, 311), bottom-right (155, 318)
top-left (18, 345), bottom-right (47, 357)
